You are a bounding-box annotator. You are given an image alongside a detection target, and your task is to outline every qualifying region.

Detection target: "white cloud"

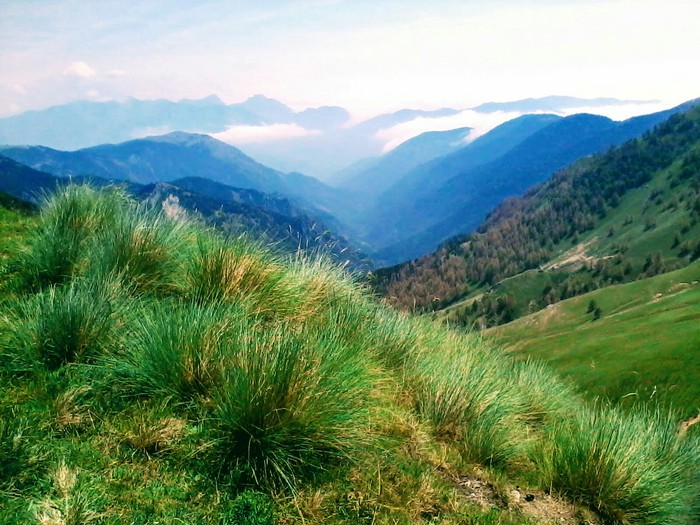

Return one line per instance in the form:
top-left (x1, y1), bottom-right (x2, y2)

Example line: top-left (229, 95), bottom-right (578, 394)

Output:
top-left (212, 123), bottom-right (320, 145)
top-left (559, 101), bottom-right (677, 122)
top-left (374, 99), bottom-right (680, 153)
top-left (375, 110), bottom-right (526, 153)
top-left (62, 61), bottom-right (96, 78)
top-left (131, 126), bottom-right (173, 138)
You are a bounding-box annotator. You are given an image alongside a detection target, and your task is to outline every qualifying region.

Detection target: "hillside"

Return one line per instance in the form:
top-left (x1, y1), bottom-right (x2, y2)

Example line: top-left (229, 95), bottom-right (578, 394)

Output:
top-left (334, 127), bottom-right (472, 196)
top-left (0, 132), bottom-right (289, 193)
top-left (367, 101), bottom-right (696, 264)
top-left (376, 102), bottom-right (700, 319)
top-left (0, 191), bottom-right (36, 267)
top-left (488, 262), bottom-right (700, 420)
top-left (0, 186), bottom-right (697, 524)
top-left (0, 132), bottom-right (364, 237)
top-left (0, 155), bottom-right (368, 269)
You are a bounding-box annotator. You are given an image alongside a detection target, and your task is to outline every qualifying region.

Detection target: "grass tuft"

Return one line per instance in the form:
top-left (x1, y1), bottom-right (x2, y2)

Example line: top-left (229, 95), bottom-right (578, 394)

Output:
top-left (109, 301), bottom-right (246, 405)
top-left (15, 185), bottom-right (126, 291)
top-left (536, 404), bottom-right (698, 523)
top-left (89, 205), bottom-right (187, 296)
top-left (1, 184), bottom-right (697, 523)
top-left (2, 278), bottom-right (122, 372)
top-left (213, 322), bottom-right (378, 488)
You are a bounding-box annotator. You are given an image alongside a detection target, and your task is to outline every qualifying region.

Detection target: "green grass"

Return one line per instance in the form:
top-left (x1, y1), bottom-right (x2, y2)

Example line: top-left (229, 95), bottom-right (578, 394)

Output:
top-left (489, 262), bottom-right (700, 419)
top-left (1, 185), bottom-right (698, 524)
top-left (536, 404), bottom-right (699, 524)
top-left (442, 147), bottom-right (700, 331)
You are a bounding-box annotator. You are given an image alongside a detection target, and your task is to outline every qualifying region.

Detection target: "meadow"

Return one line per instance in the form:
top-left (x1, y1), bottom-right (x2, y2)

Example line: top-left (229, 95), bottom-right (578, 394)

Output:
top-left (0, 186), bottom-right (697, 524)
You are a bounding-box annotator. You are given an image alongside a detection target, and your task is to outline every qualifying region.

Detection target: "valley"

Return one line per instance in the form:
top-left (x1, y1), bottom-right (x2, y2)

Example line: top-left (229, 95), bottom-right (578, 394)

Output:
top-left (0, 93), bottom-right (698, 525)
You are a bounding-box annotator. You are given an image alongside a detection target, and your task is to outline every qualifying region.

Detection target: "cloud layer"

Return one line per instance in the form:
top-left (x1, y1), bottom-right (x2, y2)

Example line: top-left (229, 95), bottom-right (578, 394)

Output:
top-left (213, 123), bottom-right (320, 145)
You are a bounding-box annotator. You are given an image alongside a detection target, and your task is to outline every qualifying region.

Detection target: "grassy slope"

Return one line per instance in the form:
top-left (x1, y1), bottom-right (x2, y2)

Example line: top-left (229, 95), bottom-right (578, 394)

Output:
top-left (0, 195), bottom-right (36, 260)
top-left (442, 144), bottom-right (700, 326)
top-left (1, 187), bottom-right (698, 524)
top-left (488, 261), bottom-right (700, 420)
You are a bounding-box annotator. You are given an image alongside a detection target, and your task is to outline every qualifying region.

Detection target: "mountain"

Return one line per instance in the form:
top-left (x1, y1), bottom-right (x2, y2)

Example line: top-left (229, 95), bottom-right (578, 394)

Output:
top-left (374, 101), bottom-right (700, 320)
top-left (471, 95), bottom-right (658, 113)
top-left (294, 105), bottom-right (351, 130)
top-left (234, 106), bottom-right (463, 178)
top-left (229, 94), bottom-right (295, 124)
top-left (369, 113), bottom-right (562, 224)
top-left (0, 154), bottom-right (64, 202)
top-left (0, 95), bottom-right (459, 179)
top-left (0, 96), bottom-right (242, 151)
top-left (365, 101), bottom-right (697, 265)
top-left (334, 127), bottom-right (472, 195)
top-left (1, 131), bottom-right (286, 191)
top-left (0, 154), bottom-right (369, 269)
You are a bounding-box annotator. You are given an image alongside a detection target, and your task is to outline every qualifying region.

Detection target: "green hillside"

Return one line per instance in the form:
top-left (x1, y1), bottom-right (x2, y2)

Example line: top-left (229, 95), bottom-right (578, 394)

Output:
top-left (376, 103), bottom-right (700, 331)
top-left (488, 262), bottom-right (700, 421)
top-left (0, 192), bottom-right (36, 284)
top-left (440, 139), bottom-right (700, 328)
top-left (1, 187), bottom-right (698, 524)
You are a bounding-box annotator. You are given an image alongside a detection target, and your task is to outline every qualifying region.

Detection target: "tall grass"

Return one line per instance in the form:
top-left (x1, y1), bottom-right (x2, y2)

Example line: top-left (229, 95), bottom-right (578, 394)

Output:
top-left (407, 330), bottom-right (528, 469)
top-left (2, 185), bottom-right (699, 523)
top-left (536, 404), bottom-right (699, 524)
top-left (213, 315), bottom-right (379, 488)
top-left (15, 185), bottom-right (126, 290)
top-left (1, 277), bottom-right (123, 372)
top-left (108, 301), bottom-right (248, 404)
top-left (185, 235), bottom-right (294, 318)
top-left (89, 204), bottom-right (188, 296)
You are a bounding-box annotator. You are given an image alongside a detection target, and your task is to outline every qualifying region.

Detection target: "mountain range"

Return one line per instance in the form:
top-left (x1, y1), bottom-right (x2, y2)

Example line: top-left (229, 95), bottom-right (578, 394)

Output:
top-left (374, 101), bottom-right (700, 322)
top-left (0, 154), bottom-right (369, 269)
top-left (0, 94), bottom-right (657, 179)
top-left (358, 100), bottom-right (698, 264)
top-left (0, 95), bottom-right (691, 269)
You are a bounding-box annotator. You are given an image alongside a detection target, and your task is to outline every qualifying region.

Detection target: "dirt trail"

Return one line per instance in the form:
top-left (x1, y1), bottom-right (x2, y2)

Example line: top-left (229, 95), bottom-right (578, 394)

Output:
top-left (448, 471), bottom-right (601, 524)
top-left (680, 413), bottom-right (700, 436)
top-left (544, 239), bottom-right (597, 271)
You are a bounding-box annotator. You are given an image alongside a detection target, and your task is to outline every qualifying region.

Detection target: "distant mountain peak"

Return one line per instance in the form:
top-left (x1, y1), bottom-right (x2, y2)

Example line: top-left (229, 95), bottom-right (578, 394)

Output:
top-left (186, 94), bottom-right (225, 105)
top-left (141, 130), bottom-right (215, 146)
top-left (472, 96), bottom-right (660, 114)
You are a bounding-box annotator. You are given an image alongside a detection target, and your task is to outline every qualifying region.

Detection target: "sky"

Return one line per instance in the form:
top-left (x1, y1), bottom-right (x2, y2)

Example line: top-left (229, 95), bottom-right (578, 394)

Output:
top-left (1, 0), bottom-right (699, 120)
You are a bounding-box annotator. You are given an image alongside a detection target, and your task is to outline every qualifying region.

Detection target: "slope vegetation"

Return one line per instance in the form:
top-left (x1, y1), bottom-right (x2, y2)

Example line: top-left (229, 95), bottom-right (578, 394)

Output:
top-left (488, 262), bottom-right (700, 420)
top-left (1, 187), bottom-right (698, 524)
top-left (367, 101), bottom-right (695, 264)
top-left (376, 103), bottom-right (700, 318)
top-left (0, 155), bottom-right (368, 270)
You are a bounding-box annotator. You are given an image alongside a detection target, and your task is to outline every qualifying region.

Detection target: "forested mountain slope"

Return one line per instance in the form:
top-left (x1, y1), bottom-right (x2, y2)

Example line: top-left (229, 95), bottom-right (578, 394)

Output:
top-left (368, 101), bottom-right (696, 264)
top-left (375, 103), bottom-right (700, 318)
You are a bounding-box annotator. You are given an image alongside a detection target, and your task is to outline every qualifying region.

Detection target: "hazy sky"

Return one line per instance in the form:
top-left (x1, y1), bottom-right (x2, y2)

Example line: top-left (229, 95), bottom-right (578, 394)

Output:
top-left (1, 0), bottom-right (698, 118)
